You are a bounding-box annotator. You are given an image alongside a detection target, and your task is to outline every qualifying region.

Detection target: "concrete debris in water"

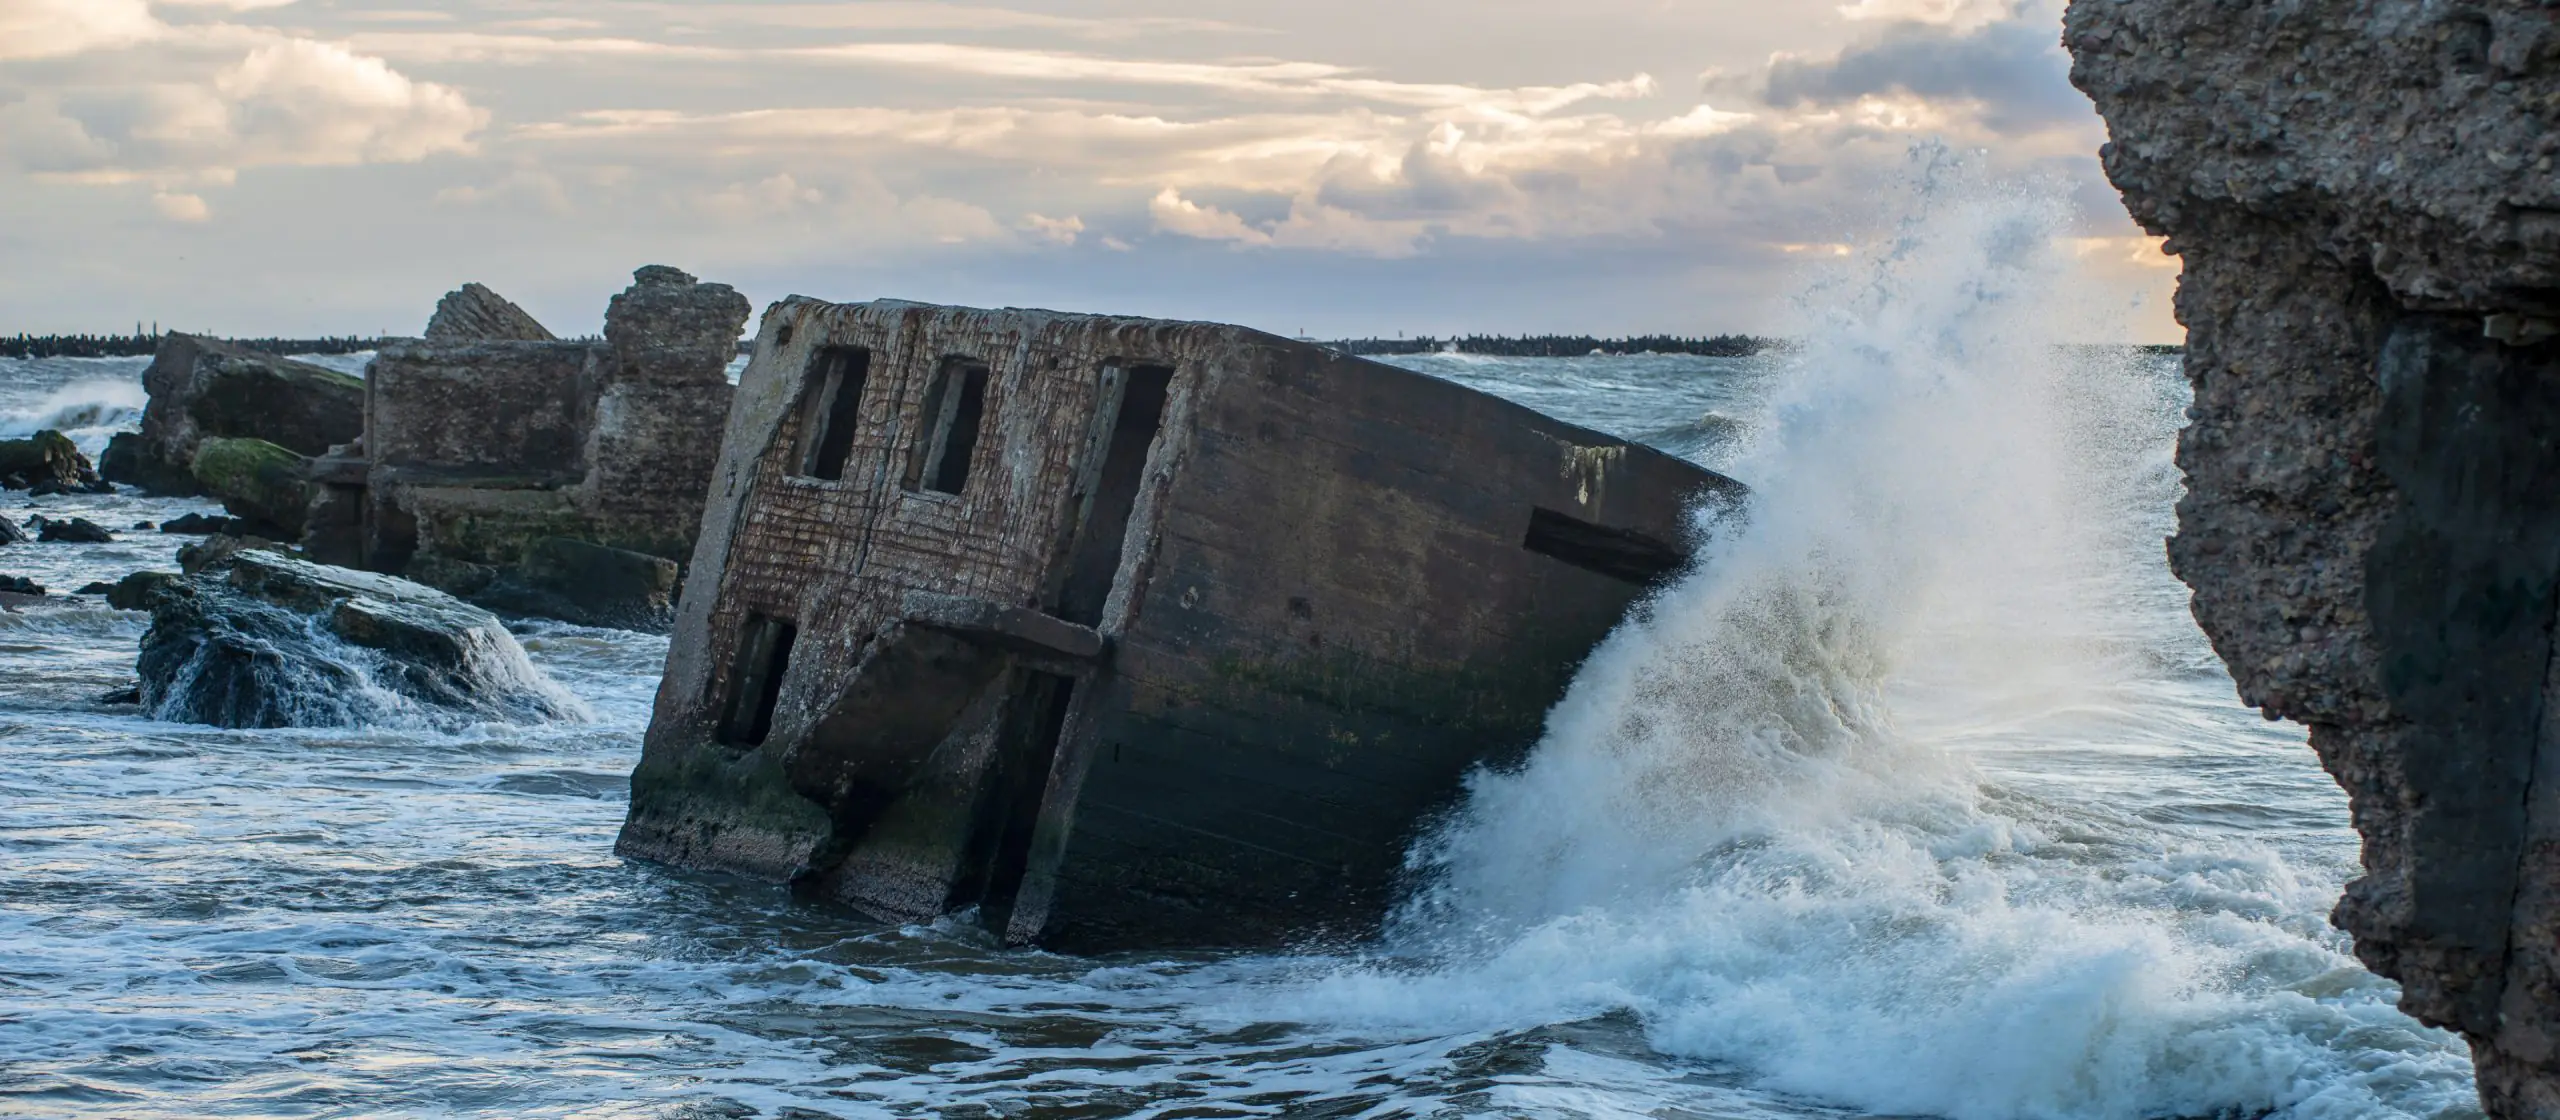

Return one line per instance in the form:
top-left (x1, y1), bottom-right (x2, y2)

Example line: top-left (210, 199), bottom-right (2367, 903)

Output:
top-left (0, 429), bottom-right (105, 493)
top-left (424, 283), bottom-right (557, 343)
top-left (135, 549), bottom-right (583, 730)
top-left (104, 334), bottom-right (363, 499)
top-left (2067, 2), bottom-right (2560, 1114)
top-left (616, 298), bottom-right (1739, 951)
top-left (304, 267), bottom-right (748, 633)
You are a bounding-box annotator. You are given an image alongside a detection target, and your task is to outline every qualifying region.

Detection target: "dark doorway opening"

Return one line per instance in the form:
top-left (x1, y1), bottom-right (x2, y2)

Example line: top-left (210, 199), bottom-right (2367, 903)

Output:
top-left (717, 613), bottom-right (798, 747)
top-left (1056, 364), bottom-right (1172, 627)
top-left (794, 347), bottom-right (872, 482)
top-left (948, 672), bottom-right (1077, 937)
top-left (906, 360), bottom-right (991, 495)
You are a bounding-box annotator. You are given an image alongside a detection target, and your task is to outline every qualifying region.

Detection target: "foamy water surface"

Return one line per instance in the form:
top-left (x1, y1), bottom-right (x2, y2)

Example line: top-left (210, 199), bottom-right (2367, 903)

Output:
top-left (0, 178), bottom-right (2486, 1119)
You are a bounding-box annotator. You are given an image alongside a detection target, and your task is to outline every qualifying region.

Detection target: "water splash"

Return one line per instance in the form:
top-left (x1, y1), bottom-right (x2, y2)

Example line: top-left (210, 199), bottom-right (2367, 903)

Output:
top-left (1272, 157), bottom-right (2483, 1120)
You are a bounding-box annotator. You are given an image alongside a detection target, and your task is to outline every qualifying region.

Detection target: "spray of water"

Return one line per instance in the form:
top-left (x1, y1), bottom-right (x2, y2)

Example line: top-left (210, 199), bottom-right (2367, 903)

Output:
top-left (1254, 157), bottom-right (2479, 1120)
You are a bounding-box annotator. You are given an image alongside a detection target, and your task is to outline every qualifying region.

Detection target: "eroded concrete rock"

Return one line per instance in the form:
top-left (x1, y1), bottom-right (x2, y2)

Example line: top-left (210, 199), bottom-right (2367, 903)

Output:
top-left (113, 335), bottom-right (362, 495)
top-left (190, 437), bottom-right (312, 537)
top-left (136, 550), bottom-right (584, 730)
top-left (425, 283), bottom-right (557, 343)
top-left (2066, 2), bottom-right (2560, 1113)
top-left (0, 430), bottom-right (97, 491)
top-left (319, 265), bottom-right (745, 630)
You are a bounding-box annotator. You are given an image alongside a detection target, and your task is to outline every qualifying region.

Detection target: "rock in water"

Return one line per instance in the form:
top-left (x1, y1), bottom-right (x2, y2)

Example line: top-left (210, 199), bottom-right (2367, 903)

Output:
top-left (2066, 3), bottom-right (2560, 1114)
top-left (112, 335), bottom-right (363, 495)
top-left (189, 437), bottom-right (312, 537)
top-left (424, 282), bottom-right (558, 342)
top-left (0, 575), bottom-right (44, 595)
top-left (0, 430), bottom-right (96, 491)
top-left (476, 536), bottom-right (680, 632)
top-left (136, 550), bottom-right (586, 730)
top-left (35, 517), bottom-right (113, 543)
top-left (0, 518), bottom-right (25, 546)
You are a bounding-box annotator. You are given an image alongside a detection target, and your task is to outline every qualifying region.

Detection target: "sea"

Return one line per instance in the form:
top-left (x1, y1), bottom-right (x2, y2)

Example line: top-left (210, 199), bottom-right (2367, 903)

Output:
top-left (0, 181), bottom-right (2488, 1119)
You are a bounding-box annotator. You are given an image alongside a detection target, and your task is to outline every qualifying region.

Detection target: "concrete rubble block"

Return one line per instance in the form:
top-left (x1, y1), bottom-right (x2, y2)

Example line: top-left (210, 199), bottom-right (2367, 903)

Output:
top-left (317, 267), bottom-right (742, 630)
top-left (190, 437), bottom-right (312, 537)
top-left (113, 334), bottom-right (362, 495)
top-left (137, 549), bottom-right (582, 730)
top-left (476, 536), bottom-right (682, 633)
top-left (0, 430), bottom-right (98, 491)
top-left (602, 265), bottom-right (753, 383)
top-left (615, 298), bottom-right (1743, 951)
top-left (2065, 2), bottom-right (2560, 1114)
top-left (424, 282), bottom-right (557, 343)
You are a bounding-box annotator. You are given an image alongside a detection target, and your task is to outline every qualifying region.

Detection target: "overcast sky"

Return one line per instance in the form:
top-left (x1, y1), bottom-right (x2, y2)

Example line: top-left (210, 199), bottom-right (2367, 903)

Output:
top-left (0, 0), bottom-right (2179, 340)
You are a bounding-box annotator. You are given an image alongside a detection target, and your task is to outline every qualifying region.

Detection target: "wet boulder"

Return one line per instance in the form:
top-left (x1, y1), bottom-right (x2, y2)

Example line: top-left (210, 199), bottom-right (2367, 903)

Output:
top-left (105, 571), bottom-right (179, 611)
top-left (0, 575), bottom-right (44, 595)
top-left (34, 516), bottom-right (114, 543)
top-left (0, 429), bottom-right (97, 491)
top-left (112, 335), bottom-right (363, 495)
top-left (159, 512), bottom-right (250, 536)
top-left (136, 550), bottom-right (586, 730)
top-left (0, 518), bottom-right (25, 546)
top-left (190, 437), bottom-right (311, 537)
top-left (475, 536), bottom-right (680, 632)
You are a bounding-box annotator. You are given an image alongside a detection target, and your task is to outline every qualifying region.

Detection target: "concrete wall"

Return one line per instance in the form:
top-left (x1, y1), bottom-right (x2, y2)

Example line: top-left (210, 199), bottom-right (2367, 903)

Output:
top-left (620, 297), bottom-right (1739, 950)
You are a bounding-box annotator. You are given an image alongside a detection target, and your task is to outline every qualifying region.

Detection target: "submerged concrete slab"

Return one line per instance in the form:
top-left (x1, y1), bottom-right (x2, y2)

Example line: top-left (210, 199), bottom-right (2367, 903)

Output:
top-left (616, 298), bottom-right (1743, 950)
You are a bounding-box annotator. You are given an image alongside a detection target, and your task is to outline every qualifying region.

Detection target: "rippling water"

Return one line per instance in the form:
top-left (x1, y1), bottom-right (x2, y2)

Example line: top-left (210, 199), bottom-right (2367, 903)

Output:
top-left (0, 189), bottom-right (2488, 1119)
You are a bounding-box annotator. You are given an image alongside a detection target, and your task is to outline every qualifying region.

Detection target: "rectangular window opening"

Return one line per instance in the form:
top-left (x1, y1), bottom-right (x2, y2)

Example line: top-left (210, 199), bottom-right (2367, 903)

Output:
top-left (1523, 507), bottom-right (1689, 586)
top-left (792, 347), bottom-right (872, 481)
top-left (717, 612), bottom-right (798, 747)
top-left (1055, 363), bottom-right (1173, 627)
top-left (905, 360), bottom-right (991, 495)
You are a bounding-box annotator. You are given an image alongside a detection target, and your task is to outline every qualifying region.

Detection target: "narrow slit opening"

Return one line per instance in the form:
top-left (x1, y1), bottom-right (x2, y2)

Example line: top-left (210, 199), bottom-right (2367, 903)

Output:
top-left (1522, 507), bottom-right (1688, 586)
top-left (793, 347), bottom-right (872, 481)
top-left (906, 360), bottom-right (991, 495)
top-left (717, 613), bottom-right (798, 747)
top-left (1056, 363), bottom-right (1172, 627)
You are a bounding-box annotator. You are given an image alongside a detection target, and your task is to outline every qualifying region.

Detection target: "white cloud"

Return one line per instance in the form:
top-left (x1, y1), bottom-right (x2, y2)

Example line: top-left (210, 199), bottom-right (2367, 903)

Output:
top-left (0, 0), bottom-right (160, 60)
top-left (1150, 188), bottom-right (1271, 245)
top-left (155, 0), bottom-right (302, 9)
top-left (1020, 213), bottom-right (1084, 245)
top-left (1835, 0), bottom-right (2014, 30)
top-left (152, 191), bottom-right (210, 221)
top-left (0, 34), bottom-right (486, 177)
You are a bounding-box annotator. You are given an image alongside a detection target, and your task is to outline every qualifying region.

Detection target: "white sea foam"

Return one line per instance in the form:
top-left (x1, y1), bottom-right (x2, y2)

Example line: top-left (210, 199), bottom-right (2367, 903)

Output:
top-left (1250, 157), bottom-right (2483, 1120)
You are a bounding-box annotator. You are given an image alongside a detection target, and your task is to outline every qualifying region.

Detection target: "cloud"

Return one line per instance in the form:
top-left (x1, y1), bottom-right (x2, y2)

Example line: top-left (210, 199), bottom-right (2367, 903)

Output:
top-left (1763, 14), bottom-right (2086, 135)
top-left (155, 0), bottom-right (302, 8)
top-left (0, 35), bottom-right (485, 177)
top-left (1020, 213), bottom-right (1084, 245)
top-left (1835, 0), bottom-right (2014, 30)
top-left (152, 191), bottom-right (210, 221)
top-left (0, 0), bottom-right (160, 60)
top-left (1150, 188), bottom-right (1270, 245)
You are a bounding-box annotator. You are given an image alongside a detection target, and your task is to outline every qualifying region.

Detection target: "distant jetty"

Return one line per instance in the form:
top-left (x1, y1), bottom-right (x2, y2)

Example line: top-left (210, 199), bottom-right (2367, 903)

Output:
top-left (3, 332), bottom-right (385, 360)
top-left (1325, 334), bottom-right (1771, 358)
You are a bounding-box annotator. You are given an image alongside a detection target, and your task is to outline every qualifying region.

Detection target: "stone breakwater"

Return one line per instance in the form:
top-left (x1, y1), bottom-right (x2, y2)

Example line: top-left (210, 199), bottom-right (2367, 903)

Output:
top-left (2066, 2), bottom-right (2560, 1114)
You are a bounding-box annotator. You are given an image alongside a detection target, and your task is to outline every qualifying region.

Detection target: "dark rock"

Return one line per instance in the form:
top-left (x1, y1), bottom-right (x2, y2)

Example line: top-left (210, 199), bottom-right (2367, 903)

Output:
top-left (0, 518), bottom-right (25, 546)
top-left (474, 536), bottom-right (680, 631)
top-left (118, 334), bottom-right (363, 496)
top-left (134, 521), bottom-right (156, 531)
top-left (2066, 2), bottom-right (2560, 1114)
top-left (36, 517), bottom-right (113, 543)
top-left (97, 683), bottom-right (141, 705)
top-left (176, 534), bottom-right (288, 576)
top-left (0, 430), bottom-right (95, 491)
top-left (0, 575), bottom-right (44, 595)
top-left (101, 431), bottom-right (196, 496)
top-left (159, 512), bottom-right (245, 536)
top-left (137, 550), bottom-right (586, 730)
top-left (188, 437), bottom-right (311, 537)
top-left (424, 282), bottom-right (557, 342)
top-left (74, 581), bottom-right (115, 596)
top-left (106, 571), bottom-right (180, 611)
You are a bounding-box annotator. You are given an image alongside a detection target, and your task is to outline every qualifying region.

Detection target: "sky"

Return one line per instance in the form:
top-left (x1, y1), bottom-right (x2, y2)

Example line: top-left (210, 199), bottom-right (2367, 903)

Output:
top-left (0, 0), bottom-right (2181, 341)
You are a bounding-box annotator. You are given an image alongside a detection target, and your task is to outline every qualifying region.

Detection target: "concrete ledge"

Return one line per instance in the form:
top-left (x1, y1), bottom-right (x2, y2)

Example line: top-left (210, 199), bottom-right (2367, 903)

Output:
top-left (903, 591), bottom-right (1105, 662)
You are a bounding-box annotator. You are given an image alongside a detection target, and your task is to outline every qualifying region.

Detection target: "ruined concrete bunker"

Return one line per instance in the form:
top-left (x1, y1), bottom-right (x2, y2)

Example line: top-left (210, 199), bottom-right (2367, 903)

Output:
top-left (618, 298), bottom-right (1741, 950)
